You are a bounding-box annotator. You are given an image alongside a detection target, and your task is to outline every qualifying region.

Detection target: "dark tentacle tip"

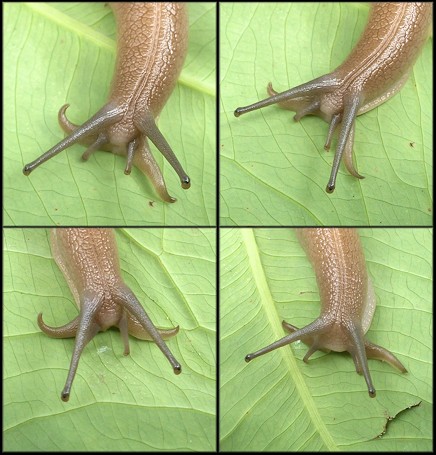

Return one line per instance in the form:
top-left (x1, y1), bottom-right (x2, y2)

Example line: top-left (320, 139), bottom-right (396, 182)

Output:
top-left (173, 364), bottom-right (182, 375)
top-left (245, 354), bottom-right (253, 363)
top-left (124, 169), bottom-right (132, 176)
top-left (61, 391), bottom-right (70, 402)
top-left (326, 184), bottom-right (335, 194)
top-left (23, 165), bottom-right (32, 176)
top-left (181, 176), bottom-right (191, 189)
top-left (368, 388), bottom-right (376, 398)
top-left (234, 108), bottom-right (242, 118)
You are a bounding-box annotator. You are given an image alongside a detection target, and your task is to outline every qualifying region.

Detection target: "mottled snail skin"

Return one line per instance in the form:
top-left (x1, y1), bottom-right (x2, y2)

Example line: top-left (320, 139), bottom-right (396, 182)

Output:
top-left (38, 228), bottom-right (181, 402)
top-left (23, 3), bottom-right (190, 203)
top-left (245, 228), bottom-right (407, 398)
top-left (235, 3), bottom-right (432, 193)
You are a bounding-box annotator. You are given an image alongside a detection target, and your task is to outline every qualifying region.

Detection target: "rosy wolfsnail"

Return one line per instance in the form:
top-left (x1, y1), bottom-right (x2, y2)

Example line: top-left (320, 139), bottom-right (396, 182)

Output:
top-left (24, 3), bottom-right (190, 203)
top-left (38, 228), bottom-right (181, 402)
top-left (245, 228), bottom-right (407, 397)
top-left (235, 3), bottom-right (432, 193)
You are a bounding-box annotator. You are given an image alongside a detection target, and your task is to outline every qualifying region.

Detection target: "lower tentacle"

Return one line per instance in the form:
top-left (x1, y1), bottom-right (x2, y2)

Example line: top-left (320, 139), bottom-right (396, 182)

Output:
top-left (118, 309), bottom-right (131, 356)
top-left (364, 340), bottom-right (407, 373)
top-left (133, 136), bottom-right (176, 203)
top-left (126, 312), bottom-right (179, 340)
top-left (37, 313), bottom-right (80, 338)
top-left (124, 139), bottom-right (137, 175)
top-left (324, 114), bottom-right (341, 151)
top-left (58, 104), bottom-right (79, 132)
top-left (342, 123), bottom-right (364, 179)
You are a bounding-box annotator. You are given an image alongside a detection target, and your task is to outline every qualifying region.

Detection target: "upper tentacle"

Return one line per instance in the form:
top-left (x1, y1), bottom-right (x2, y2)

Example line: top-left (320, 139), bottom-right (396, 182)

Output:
top-left (134, 110), bottom-right (191, 190)
top-left (23, 102), bottom-right (124, 175)
top-left (114, 284), bottom-right (181, 374)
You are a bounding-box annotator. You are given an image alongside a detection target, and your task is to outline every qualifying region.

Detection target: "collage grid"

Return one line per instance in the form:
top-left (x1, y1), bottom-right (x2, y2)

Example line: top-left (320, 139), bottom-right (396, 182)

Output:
top-left (3, 2), bottom-right (432, 452)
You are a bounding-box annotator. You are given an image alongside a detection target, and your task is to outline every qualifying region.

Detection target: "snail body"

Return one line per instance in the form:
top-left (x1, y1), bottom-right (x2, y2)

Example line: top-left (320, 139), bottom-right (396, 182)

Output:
top-left (235, 3), bottom-right (432, 193)
top-left (24, 3), bottom-right (190, 202)
top-left (245, 229), bottom-right (407, 397)
top-left (38, 228), bottom-right (181, 402)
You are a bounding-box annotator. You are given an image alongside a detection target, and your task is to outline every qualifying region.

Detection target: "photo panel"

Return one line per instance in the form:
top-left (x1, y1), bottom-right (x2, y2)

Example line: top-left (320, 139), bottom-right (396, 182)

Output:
top-left (3, 227), bottom-right (216, 451)
top-left (219, 228), bottom-right (431, 451)
top-left (4, 2), bottom-right (216, 226)
top-left (220, 3), bottom-right (432, 226)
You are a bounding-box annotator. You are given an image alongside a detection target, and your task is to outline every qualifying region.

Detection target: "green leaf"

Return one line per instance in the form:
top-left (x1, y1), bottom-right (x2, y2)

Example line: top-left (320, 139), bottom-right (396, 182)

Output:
top-left (220, 3), bottom-right (432, 225)
top-left (220, 228), bottom-right (432, 451)
top-left (4, 2), bottom-right (216, 226)
top-left (3, 228), bottom-right (216, 451)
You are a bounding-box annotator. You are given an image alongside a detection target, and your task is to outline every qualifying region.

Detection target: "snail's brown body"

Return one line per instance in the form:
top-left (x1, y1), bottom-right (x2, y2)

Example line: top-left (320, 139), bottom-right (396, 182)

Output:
top-left (245, 229), bottom-right (407, 397)
top-left (24, 3), bottom-right (190, 202)
top-left (235, 3), bottom-right (432, 193)
top-left (38, 228), bottom-right (181, 402)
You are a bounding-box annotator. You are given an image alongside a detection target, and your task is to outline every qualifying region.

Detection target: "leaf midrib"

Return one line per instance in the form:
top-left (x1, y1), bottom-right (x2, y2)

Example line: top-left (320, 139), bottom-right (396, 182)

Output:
top-left (241, 228), bottom-right (338, 450)
top-left (24, 2), bottom-right (215, 96)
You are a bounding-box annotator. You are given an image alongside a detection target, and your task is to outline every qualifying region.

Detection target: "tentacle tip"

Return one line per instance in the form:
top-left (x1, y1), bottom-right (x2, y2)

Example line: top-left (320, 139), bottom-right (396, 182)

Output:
top-left (326, 183), bottom-right (335, 194)
top-left (161, 193), bottom-right (177, 203)
top-left (61, 391), bottom-right (70, 402)
top-left (23, 165), bottom-right (32, 176)
top-left (245, 354), bottom-right (253, 363)
top-left (81, 151), bottom-right (90, 162)
top-left (181, 176), bottom-right (191, 189)
top-left (368, 388), bottom-right (376, 398)
top-left (36, 312), bottom-right (44, 329)
top-left (324, 144), bottom-right (331, 151)
top-left (173, 364), bottom-right (182, 375)
top-left (234, 108), bottom-right (242, 118)
top-left (124, 169), bottom-right (132, 176)
top-left (266, 82), bottom-right (277, 97)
